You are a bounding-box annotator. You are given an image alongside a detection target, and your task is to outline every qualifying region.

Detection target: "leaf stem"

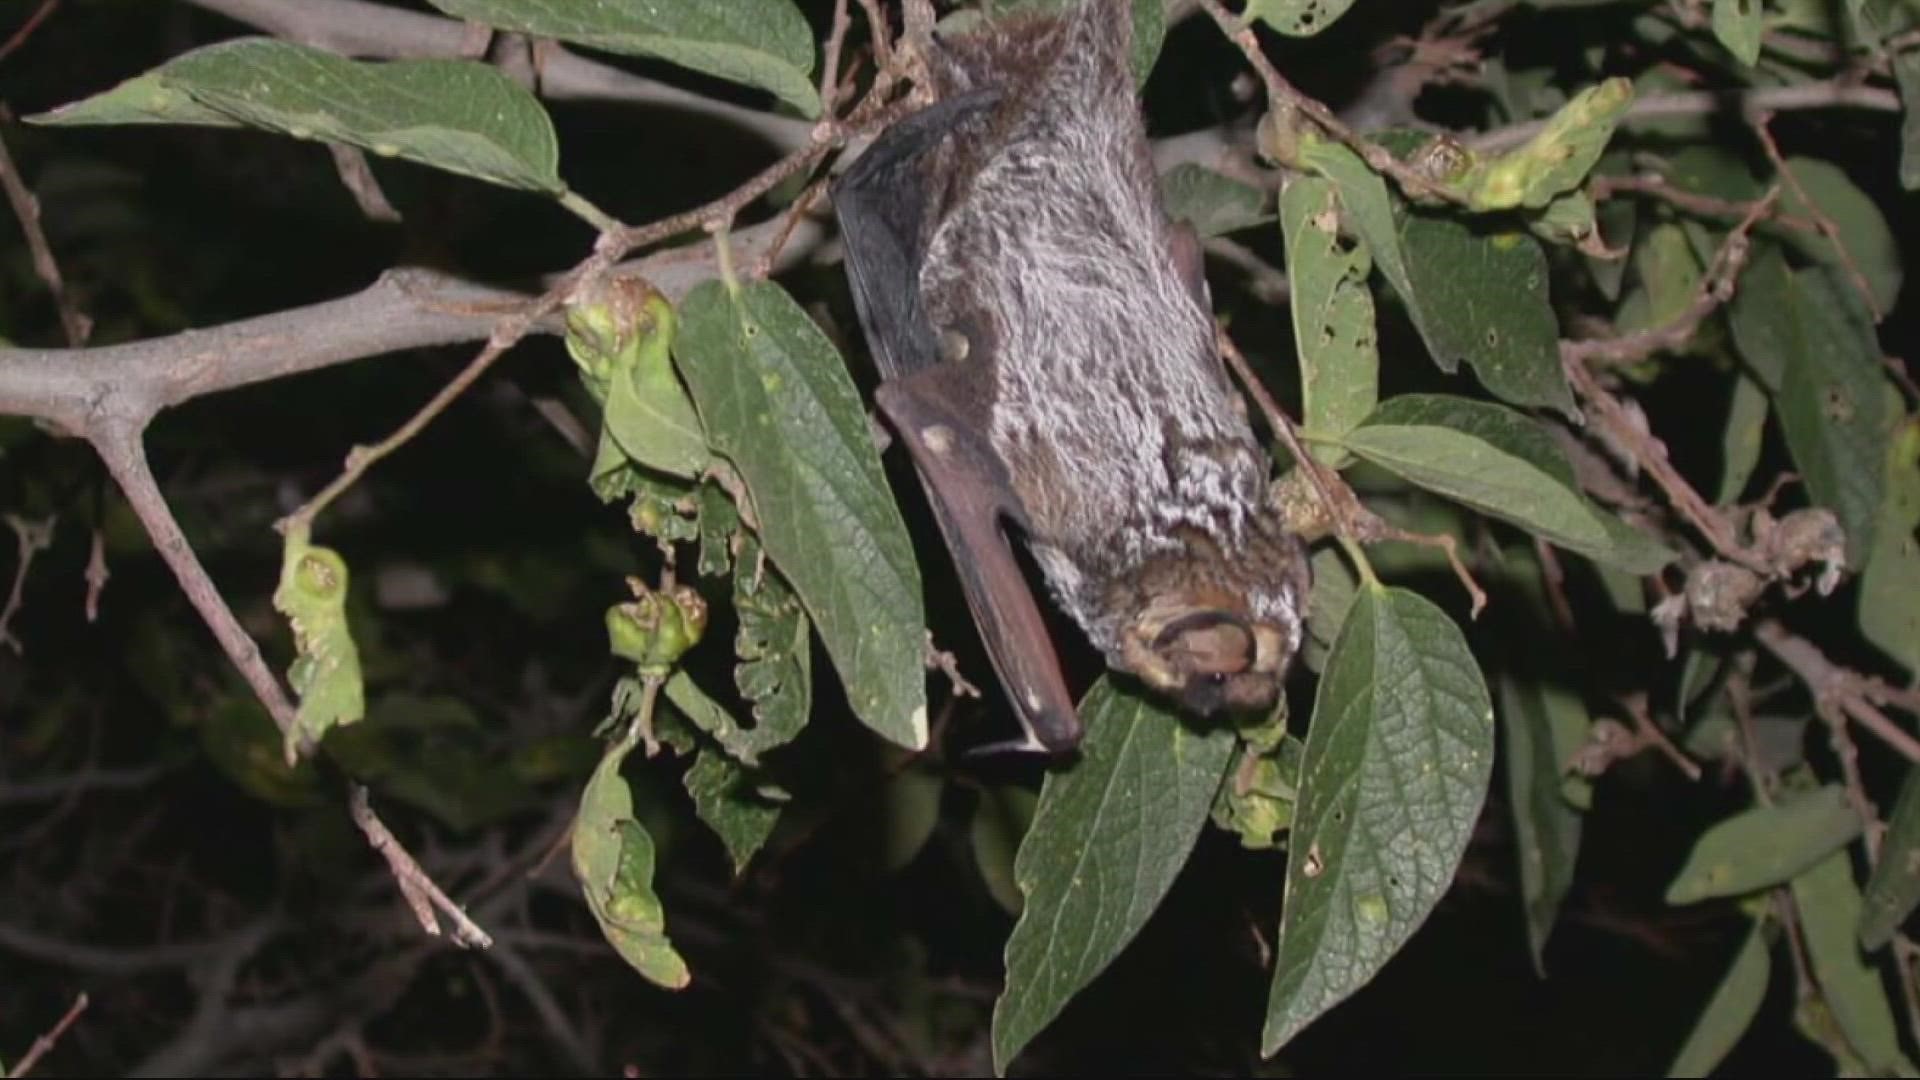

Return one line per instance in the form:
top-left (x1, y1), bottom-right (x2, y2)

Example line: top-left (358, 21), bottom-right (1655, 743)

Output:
top-left (558, 190), bottom-right (622, 235)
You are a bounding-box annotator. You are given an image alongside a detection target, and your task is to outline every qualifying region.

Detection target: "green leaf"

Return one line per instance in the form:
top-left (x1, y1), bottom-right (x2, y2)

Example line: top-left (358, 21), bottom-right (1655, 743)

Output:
top-left (273, 531), bottom-right (365, 759)
top-left (1848, 0), bottom-right (1920, 189)
top-left (991, 680), bottom-right (1236, 1074)
top-left (1860, 419), bottom-right (1920, 680)
top-left (1244, 0), bottom-right (1358, 37)
top-left (1465, 78), bottom-right (1632, 210)
top-left (1300, 139), bottom-right (1411, 316)
top-left (1718, 371), bottom-right (1770, 504)
top-left (1622, 223), bottom-right (1702, 336)
top-left (27, 70), bottom-right (240, 128)
top-left (568, 287), bottom-right (710, 482)
top-left (1499, 672), bottom-right (1588, 973)
top-left (1667, 919), bottom-right (1771, 1077)
top-left (972, 785), bottom-right (1037, 915)
top-left (1263, 585), bottom-right (1494, 1055)
top-left (1342, 394), bottom-right (1676, 574)
top-left (424, 0), bottom-right (821, 117)
top-left (1778, 157), bottom-right (1903, 315)
top-left (1396, 208), bottom-right (1575, 416)
top-left (1283, 175), bottom-right (1379, 462)
top-left (883, 768), bottom-right (945, 871)
top-left (1860, 765), bottom-right (1920, 949)
top-left (1665, 785), bottom-right (1862, 904)
top-left (1160, 163), bottom-right (1273, 238)
top-left (1212, 732), bottom-right (1304, 850)
top-left (675, 280), bottom-right (927, 750)
top-left (1303, 546), bottom-right (1359, 673)
top-left (1728, 261), bottom-right (1894, 566)
top-left (573, 726), bottom-right (690, 989)
top-left (1793, 850), bottom-right (1915, 1074)
top-left (1711, 0), bottom-right (1765, 65)
top-left (683, 748), bottom-right (782, 875)
top-left (35, 39), bottom-right (564, 194)
top-left (659, 562), bottom-right (812, 769)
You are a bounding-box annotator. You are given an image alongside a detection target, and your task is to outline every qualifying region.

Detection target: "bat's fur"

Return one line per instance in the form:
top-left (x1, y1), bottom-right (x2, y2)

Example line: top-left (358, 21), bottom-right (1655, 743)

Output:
top-left (914, 0), bottom-right (1309, 707)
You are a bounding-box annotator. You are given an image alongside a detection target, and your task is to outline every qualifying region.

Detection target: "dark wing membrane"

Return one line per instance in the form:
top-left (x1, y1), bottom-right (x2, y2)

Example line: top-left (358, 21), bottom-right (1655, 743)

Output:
top-left (829, 87), bottom-right (1002, 381)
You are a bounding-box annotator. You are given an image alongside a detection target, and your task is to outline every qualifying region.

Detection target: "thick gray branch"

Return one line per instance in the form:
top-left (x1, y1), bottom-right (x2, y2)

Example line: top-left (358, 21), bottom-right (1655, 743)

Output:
top-left (0, 216), bottom-right (816, 432)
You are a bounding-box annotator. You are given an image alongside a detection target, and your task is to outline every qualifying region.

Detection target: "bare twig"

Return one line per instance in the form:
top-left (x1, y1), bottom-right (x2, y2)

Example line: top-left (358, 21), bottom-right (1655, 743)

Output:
top-left (1203, 235), bottom-right (1291, 302)
top-left (1749, 111), bottom-right (1882, 320)
top-left (820, 0), bottom-right (855, 117)
top-left (1590, 172), bottom-right (1819, 236)
top-left (0, 0), bottom-right (60, 65)
top-left (7, 991), bottom-right (88, 1079)
top-left (0, 122), bottom-right (89, 347)
top-left (1561, 192), bottom-right (1779, 575)
top-left (92, 422), bottom-right (305, 746)
top-left (1621, 692), bottom-right (1704, 781)
top-left (82, 527), bottom-right (107, 621)
top-left (324, 143), bottom-right (402, 224)
top-left (1217, 329), bottom-right (1488, 614)
top-left (349, 784), bottom-right (493, 949)
top-left (1197, 0), bottom-right (1472, 208)
top-left (0, 513), bottom-right (53, 654)
top-left (1756, 620), bottom-right (1920, 766)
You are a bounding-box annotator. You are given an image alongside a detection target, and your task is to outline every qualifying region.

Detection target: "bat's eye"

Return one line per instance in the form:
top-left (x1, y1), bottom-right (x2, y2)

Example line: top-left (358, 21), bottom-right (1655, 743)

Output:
top-left (1152, 610), bottom-right (1255, 677)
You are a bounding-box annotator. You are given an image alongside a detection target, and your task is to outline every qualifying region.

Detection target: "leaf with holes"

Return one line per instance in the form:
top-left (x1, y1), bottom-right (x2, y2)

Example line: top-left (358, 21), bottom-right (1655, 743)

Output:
top-left (1728, 264), bottom-right (1895, 566)
top-left (1283, 175), bottom-right (1378, 463)
top-left (425, 0), bottom-right (820, 117)
top-left (683, 748), bottom-right (784, 875)
top-left (1711, 0), bottom-right (1765, 65)
top-left (674, 280), bottom-right (927, 751)
top-left (1665, 785), bottom-right (1862, 904)
top-left (1860, 419), bottom-right (1920, 680)
top-left (1263, 584), bottom-right (1493, 1055)
top-left (991, 679), bottom-right (1236, 1074)
top-left (1395, 207), bottom-right (1575, 416)
top-left (35, 39), bottom-right (564, 194)
top-left (1244, 0), bottom-right (1358, 37)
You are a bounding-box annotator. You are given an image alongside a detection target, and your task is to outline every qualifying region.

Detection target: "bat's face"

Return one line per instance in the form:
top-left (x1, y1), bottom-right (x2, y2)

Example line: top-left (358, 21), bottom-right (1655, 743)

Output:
top-left (1103, 520), bottom-right (1310, 720)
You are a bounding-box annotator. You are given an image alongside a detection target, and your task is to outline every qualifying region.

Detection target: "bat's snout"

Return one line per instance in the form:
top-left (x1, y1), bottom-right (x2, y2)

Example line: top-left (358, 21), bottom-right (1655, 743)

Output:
top-left (1126, 606), bottom-right (1284, 717)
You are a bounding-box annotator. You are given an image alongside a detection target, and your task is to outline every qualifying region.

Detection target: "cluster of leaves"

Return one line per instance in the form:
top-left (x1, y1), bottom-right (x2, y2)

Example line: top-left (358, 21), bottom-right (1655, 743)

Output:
top-left (6, 0), bottom-right (1920, 1073)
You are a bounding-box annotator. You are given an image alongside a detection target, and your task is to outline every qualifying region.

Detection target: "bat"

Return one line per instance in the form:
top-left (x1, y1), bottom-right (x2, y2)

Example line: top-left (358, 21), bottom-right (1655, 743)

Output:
top-left (831, 0), bottom-right (1311, 752)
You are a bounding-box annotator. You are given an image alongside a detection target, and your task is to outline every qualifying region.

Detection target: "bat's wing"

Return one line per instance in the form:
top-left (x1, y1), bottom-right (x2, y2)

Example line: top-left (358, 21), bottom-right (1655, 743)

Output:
top-left (831, 91), bottom-right (1083, 754)
top-left (877, 365), bottom-right (1082, 753)
top-left (829, 87), bottom-right (999, 380)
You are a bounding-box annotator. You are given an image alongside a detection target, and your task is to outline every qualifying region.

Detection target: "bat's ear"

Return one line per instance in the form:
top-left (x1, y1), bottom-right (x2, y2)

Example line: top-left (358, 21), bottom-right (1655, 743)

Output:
top-left (1167, 220), bottom-right (1211, 310)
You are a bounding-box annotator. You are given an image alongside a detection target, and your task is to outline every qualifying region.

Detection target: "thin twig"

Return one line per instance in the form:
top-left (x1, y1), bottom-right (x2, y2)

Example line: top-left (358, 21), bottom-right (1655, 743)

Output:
top-left (0, 0), bottom-right (60, 65)
top-left (7, 991), bottom-right (88, 1079)
top-left (1217, 329), bottom-right (1488, 613)
top-left (325, 143), bottom-right (402, 224)
top-left (1561, 192), bottom-right (1779, 574)
top-left (82, 527), bottom-right (107, 622)
top-left (0, 121), bottom-right (89, 347)
top-left (349, 784), bottom-right (493, 949)
top-left (0, 513), bottom-right (52, 654)
top-left (1748, 111), bottom-right (1882, 321)
top-left (1590, 172), bottom-right (1819, 236)
top-left (91, 422), bottom-right (304, 746)
top-left (1756, 620), bottom-right (1920, 766)
top-left (1196, 0), bottom-right (1471, 208)
top-left (819, 0), bottom-right (854, 117)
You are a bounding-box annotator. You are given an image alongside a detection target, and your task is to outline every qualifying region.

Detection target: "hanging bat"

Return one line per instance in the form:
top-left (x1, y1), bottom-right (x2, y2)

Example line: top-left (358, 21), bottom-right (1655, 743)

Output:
top-left (831, 0), bottom-right (1310, 752)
